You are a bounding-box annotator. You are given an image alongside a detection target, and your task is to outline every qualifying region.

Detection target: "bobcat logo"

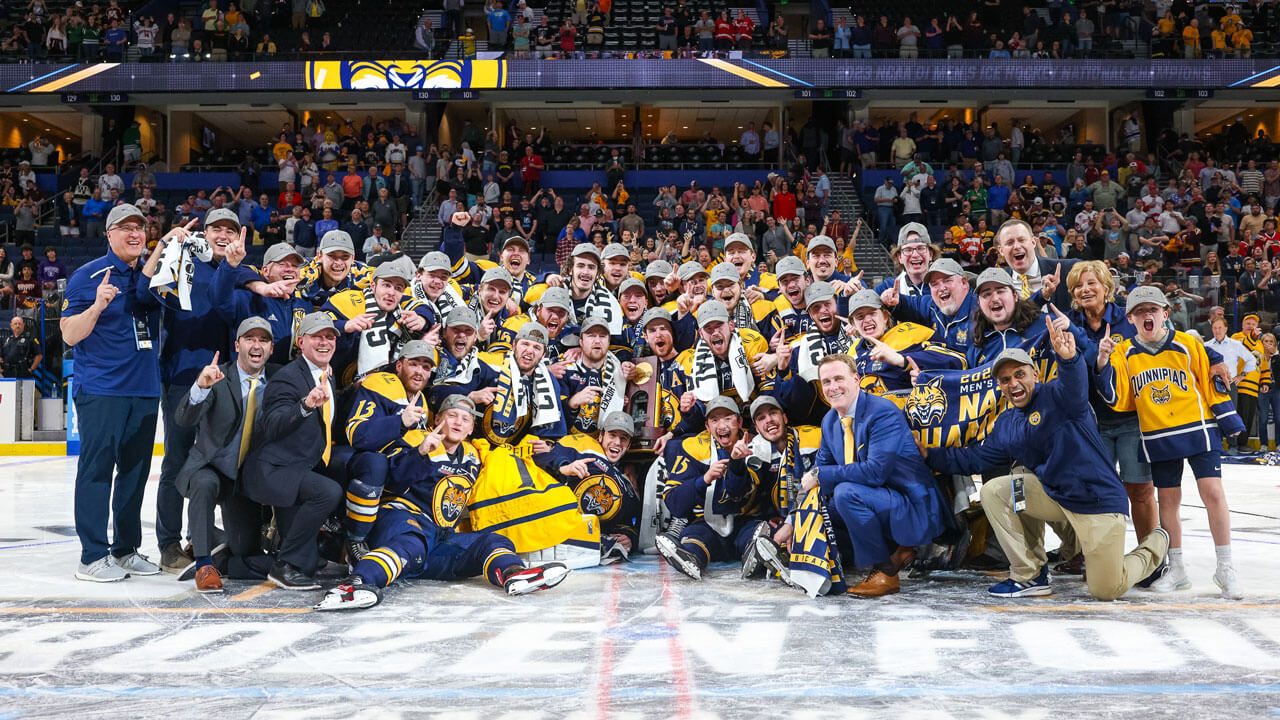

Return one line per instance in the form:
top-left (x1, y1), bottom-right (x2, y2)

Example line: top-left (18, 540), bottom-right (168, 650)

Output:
top-left (576, 475), bottom-right (622, 521)
top-left (1149, 382), bottom-right (1172, 405)
top-left (905, 376), bottom-right (948, 427)
top-left (433, 476), bottom-right (473, 529)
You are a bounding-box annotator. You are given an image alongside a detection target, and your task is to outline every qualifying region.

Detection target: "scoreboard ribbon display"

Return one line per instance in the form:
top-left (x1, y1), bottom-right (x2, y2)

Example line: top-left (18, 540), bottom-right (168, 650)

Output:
top-left (1, 59), bottom-right (1278, 94)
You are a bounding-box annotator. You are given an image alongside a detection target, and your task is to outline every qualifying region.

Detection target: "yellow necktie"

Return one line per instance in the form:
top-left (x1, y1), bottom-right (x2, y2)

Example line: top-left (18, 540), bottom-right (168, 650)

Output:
top-left (238, 378), bottom-right (258, 466)
top-left (1017, 274), bottom-right (1032, 300)
top-left (842, 416), bottom-right (855, 465)
top-left (321, 393), bottom-right (333, 467)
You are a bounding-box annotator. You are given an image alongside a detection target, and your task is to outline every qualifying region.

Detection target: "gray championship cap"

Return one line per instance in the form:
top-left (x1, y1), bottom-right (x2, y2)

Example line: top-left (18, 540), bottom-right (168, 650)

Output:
top-left (399, 339), bottom-right (438, 363)
top-left (775, 255), bottom-right (806, 279)
top-left (992, 347), bottom-right (1036, 375)
top-left (514, 321), bottom-right (551, 346)
top-left (438, 393), bottom-right (481, 417)
top-left (105, 203), bottom-right (145, 230)
top-left (807, 235), bottom-right (837, 255)
top-left (602, 243), bottom-right (630, 261)
top-left (372, 258), bottom-right (414, 282)
top-left (705, 395), bottom-right (740, 417)
top-left (444, 306), bottom-right (480, 330)
top-left (897, 222), bottom-right (931, 249)
top-left (501, 234), bottom-right (530, 251)
top-left (204, 207), bottom-right (241, 229)
top-left (601, 411), bottom-right (635, 436)
top-left (418, 250), bottom-right (451, 273)
top-left (749, 395), bottom-right (783, 418)
top-left (676, 260), bottom-right (708, 282)
top-left (618, 278), bottom-right (647, 296)
top-left (848, 288), bottom-right (884, 313)
top-left (804, 281), bottom-right (837, 308)
top-left (537, 286), bottom-right (574, 312)
top-left (236, 316), bottom-right (274, 340)
top-left (640, 307), bottom-right (673, 329)
top-left (1125, 285), bottom-right (1171, 315)
top-left (723, 232), bottom-right (753, 250)
top-left (709, 261), bottom-right (740, 286)
top-left (975, 267), bottom-right (1018, 291)
top-left (572, 242), bottom-right (602, 262)
top-left (924, 258), bottom-right (973, 284)
top-left (297, 311), bottom-right (338, 336)
top-left (263, 243), bottom-right (304, 265)
top-left (580, 315), bottom-right (611, 335)
top-left (481, 266), bottom-right (514, 287)
top-left (318, 229), bottom-right (355, 255)
top-left (644, 259), bottom-right (673, 282)
top-left (697, 300), bottom-right (731, 328)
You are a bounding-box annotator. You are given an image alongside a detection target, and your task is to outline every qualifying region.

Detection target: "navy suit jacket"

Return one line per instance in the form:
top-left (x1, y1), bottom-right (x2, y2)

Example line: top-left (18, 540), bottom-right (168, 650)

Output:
top-left (814, 391), bottom-right (947, 545)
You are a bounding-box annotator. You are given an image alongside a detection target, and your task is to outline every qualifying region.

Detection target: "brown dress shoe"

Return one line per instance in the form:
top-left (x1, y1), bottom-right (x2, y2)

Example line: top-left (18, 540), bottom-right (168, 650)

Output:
top-left (195, 565), bottom-right (224, 594)
top-left (847, 570), bottom-right (901, 597)
top-left (1053, 553), bottom-right (1086, 576)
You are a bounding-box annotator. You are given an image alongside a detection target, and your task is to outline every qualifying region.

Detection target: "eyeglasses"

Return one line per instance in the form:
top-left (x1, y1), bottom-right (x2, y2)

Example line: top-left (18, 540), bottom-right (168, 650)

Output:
top-left (112, 223), bottom-right (145, 234)
top-left (900, 245), bottom-right (930, 256)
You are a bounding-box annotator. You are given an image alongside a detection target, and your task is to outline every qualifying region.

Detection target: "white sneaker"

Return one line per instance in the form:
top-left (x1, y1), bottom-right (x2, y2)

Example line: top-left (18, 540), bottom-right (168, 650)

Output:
top-left (1213, 565), bottom-right (1244, 600)
top-left (75, 555), bottom-right (129, 582)
top-left (114, 552), bottom-right (162, 576)
top-left (1150, 563), bottom-right (1191, 593)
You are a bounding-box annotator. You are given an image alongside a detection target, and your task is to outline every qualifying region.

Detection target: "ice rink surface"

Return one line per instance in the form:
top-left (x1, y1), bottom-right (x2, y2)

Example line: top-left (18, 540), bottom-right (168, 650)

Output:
top-left (2, 455), bottom-right (1280, 719)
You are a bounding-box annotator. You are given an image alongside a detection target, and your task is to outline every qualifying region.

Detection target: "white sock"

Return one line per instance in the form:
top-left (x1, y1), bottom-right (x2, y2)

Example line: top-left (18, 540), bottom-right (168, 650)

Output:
top-left (1168, 547), bottom-right (1184, 569)
top-left (1215, 545), bottom-right (1232, 567)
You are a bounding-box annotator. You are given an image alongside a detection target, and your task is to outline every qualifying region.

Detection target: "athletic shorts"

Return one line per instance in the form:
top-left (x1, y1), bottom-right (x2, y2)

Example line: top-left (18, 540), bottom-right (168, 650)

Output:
top-left (1149, 450), bottom-right (1222, 489)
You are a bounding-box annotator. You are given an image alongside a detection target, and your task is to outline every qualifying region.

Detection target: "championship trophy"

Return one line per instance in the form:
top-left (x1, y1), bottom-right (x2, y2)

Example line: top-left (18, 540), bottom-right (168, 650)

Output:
top-left (623, 355), bottom-right (665, 453)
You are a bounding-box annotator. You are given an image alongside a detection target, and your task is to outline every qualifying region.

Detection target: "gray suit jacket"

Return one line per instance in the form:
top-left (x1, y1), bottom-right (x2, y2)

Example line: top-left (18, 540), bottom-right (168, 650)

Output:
top-left (174, 361), bottom-right (278, 483)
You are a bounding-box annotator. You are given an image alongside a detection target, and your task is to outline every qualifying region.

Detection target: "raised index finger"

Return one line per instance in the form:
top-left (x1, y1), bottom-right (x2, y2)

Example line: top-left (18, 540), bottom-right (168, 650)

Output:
top-left (210, 351), bottom-right (220, 366)
top-left (100, 268), bottom-right (112, 285)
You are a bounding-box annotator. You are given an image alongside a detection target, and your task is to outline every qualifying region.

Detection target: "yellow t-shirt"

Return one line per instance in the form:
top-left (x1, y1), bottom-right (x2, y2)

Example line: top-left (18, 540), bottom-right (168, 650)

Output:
top-left (1232, 28), bottom-right (1253, 48)
top-left (1182, 25), bottom-right (1201, 50)
top-left (1211, 29), bottom-right (1227, 50)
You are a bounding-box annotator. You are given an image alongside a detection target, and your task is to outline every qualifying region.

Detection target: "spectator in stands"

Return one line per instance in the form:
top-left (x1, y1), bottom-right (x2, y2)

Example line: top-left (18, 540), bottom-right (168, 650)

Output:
top-left (83, 189), bottom-right (110, 237)
top-left (488, 0), bottom-right (511, 50)
top-left (734, 10), bottom-right (754, 50)
top-left (897, 16), bottom-right (920, 58)
top-left (278, 182), bottom-right (302, 211)
top-left (714, 11), bottom-right (733, 50)
top-left (559, 20), bottom-right (577, 56)
top-left (654, 7), bottom-right (677, 52)
top-left (809, 18), bottom-right (832, 58)
top-left (695, 11), bottom-right (715, 53)
top-left (874, 176), bottom-right (898, 246)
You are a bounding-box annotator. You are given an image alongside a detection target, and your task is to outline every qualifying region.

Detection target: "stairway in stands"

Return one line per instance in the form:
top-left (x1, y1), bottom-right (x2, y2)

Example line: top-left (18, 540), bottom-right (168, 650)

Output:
top-left (402, 202), bottom-right (441, 260)
top-left (826, 174), bottom-right (896, 287)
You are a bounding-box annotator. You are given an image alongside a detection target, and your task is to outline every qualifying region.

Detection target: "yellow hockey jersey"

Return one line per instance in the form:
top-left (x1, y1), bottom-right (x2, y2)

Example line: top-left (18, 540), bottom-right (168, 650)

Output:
top-left (1231, 330), bottom-right (1273, 397)
top-left (1100, 330), bottom-right (1245, 462)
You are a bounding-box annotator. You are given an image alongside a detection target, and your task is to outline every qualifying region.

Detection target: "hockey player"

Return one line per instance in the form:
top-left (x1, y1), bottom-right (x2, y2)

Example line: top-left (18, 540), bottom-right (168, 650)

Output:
top-left (656, 396), bottom-right (765, 580)
top-left (772, 256), bottom-right (813, 342)
top-left (436, 321), bottom-right (568, 447)
top-left (536, 411), bottom-right (642, 562)
top-left (677, 301), bottom-right (774, 409)
top-left (315, 394), bottom-right (570, 610)
top-left (1099, 286), bottom-right (1245, 599)
top-left (320, 258), bottom-right (430, 386)
top-left (494, 286), bottom-right (578, 361)
top-left (341, 339), bottom-right (437, 560)
top-left (740, 395), bottom-right (822, 583)
top-left (560, 316), bottom-right (636, 434)
top-left (770, 281), bottom-right (857, 425)
top-left (847, 288), bottom-right (967, 396)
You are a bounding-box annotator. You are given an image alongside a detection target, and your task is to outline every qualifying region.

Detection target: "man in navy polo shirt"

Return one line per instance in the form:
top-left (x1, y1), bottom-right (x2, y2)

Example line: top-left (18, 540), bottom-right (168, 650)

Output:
top-left (61, 204), bottom-right (183, 581)
top-left (145, 206), bottom-right (238, 573)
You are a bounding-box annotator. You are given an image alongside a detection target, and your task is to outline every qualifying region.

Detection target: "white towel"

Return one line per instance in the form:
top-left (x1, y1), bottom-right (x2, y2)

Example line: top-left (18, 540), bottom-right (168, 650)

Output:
top-left (583, 283), bottom-right (625, 334)
top-left (149, 233), bottom-right (213, 311)
top-left (797, 328), bottom-right (853, 382)
top-left (702, 442), bottom-right (733, 537)
top-left (596, 352), bottom-right (627, 424)
top-left (691, 333), bottom-right (753, 402)
top-left (505, 353), bottom-right (561, 429)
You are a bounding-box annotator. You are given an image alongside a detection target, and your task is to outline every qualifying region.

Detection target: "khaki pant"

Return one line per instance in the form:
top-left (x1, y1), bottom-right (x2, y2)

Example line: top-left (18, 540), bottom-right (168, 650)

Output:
top-left (981, 472), bottom-right (1165, 601)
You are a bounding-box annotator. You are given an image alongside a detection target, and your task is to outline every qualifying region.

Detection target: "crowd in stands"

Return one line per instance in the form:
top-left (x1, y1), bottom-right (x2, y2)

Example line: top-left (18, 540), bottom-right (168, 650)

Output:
top-left (858, 114), bottom-right (1279, 326)
top-left (457, 0), bottom-right (1280, 60)
top-left (0, 0), bottom-right (421, 62)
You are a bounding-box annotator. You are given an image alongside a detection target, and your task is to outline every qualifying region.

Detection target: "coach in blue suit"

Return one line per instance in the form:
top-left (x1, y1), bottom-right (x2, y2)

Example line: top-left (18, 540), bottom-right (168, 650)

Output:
top-left (802, 353), bottom-right (947, 597)
top-left (995, 218), bottom-right (1076, 311)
